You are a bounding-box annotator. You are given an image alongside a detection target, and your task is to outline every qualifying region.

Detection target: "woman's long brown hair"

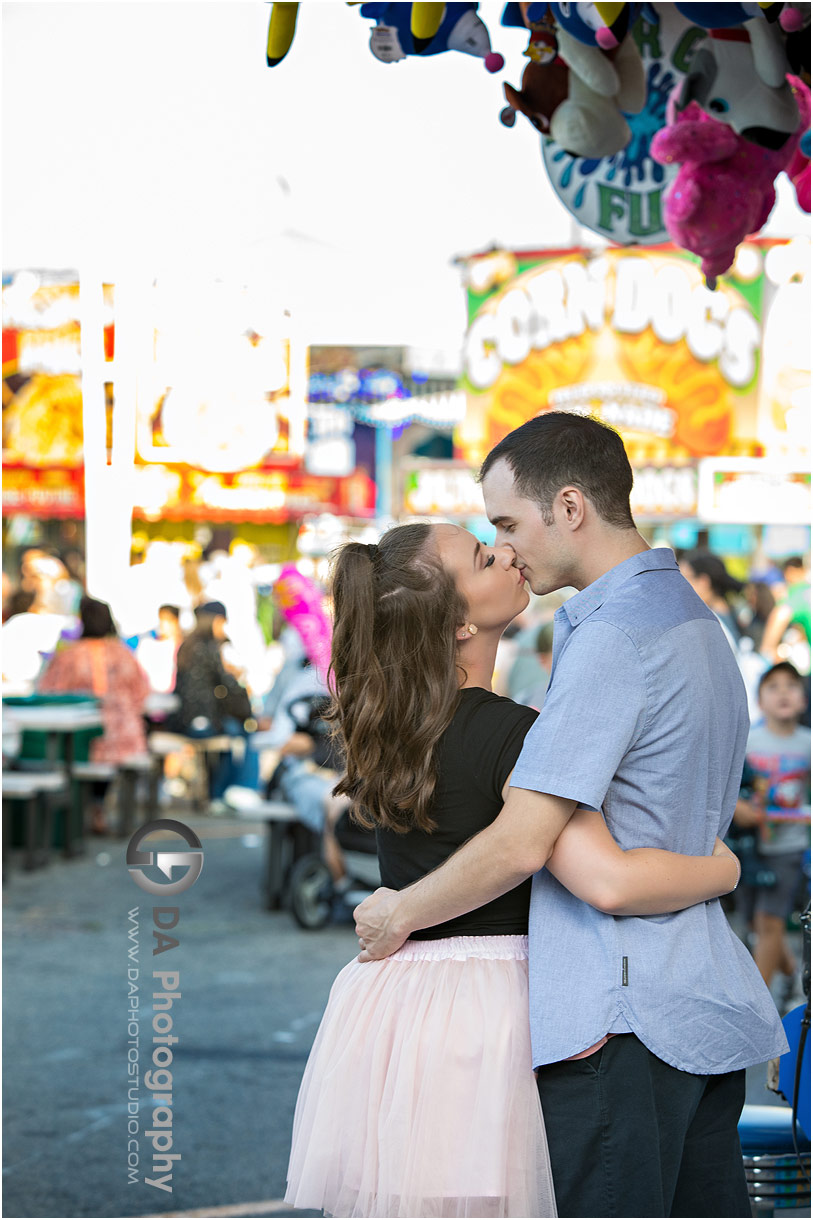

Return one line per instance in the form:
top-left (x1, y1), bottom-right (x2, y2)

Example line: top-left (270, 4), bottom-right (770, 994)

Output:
top-left (328, 524), bottom-right (467, 834)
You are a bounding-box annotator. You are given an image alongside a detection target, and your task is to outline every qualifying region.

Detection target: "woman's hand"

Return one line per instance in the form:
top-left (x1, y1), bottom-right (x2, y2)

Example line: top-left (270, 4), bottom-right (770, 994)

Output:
top-left (354, 888), bottom-right (410, 961)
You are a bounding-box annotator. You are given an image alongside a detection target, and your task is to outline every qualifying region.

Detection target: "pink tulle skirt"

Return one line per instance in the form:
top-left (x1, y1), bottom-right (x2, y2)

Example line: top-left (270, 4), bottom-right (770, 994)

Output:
top-left (285, 935), bottom-right (557, 1218)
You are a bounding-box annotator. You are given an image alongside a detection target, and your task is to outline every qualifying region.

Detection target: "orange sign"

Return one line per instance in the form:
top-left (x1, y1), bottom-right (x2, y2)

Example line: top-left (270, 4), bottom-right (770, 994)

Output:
top-left (459, 245), bottom-right (770, 469)
top-left (2, 277), bottom-right (114, 469)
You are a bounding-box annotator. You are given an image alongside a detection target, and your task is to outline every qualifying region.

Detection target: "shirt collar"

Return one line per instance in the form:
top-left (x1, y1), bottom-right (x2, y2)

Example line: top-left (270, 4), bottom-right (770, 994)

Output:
top-left (560, 548), bottom-right (678, 627)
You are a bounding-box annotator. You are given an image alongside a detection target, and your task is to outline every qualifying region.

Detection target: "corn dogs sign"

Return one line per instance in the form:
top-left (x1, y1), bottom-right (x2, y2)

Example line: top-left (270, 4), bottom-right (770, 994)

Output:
top-left (458, 244), bottom-right (769, 467)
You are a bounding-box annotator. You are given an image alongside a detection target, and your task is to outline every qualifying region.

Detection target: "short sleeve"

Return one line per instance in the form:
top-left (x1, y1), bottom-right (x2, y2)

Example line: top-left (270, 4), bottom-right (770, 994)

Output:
top-left (510, 619), bottom-right (647, 810)
top-left (460, 694), bottom-right (539, 804)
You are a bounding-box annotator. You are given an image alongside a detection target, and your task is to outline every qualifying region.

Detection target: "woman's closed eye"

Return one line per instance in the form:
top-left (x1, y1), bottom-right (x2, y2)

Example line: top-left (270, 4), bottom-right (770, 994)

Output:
top-left (483, 554), bottom-right (495, 569)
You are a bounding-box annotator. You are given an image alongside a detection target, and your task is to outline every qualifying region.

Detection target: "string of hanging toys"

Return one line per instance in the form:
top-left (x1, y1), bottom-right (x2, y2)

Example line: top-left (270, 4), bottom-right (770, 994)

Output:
top-left (264, 2), bottom-right (810, 288)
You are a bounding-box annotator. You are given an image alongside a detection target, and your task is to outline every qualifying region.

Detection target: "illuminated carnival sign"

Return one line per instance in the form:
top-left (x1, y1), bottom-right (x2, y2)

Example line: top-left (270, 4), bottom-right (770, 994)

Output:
top-left (459, 245), bottom-right (769, 467)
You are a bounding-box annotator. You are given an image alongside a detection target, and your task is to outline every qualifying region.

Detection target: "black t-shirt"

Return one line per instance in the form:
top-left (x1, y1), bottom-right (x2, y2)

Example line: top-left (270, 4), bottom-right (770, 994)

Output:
top-left (376, 687), bottom-right (538, 939)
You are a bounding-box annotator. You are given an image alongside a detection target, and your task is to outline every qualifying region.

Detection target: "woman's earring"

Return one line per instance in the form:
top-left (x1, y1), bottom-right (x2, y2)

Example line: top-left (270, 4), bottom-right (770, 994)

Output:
top-left (466, 623), bottom-right (478, 636)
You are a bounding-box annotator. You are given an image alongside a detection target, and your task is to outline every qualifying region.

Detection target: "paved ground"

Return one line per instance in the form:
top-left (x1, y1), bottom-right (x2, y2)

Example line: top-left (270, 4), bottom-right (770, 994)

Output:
top-left (2, 812), bottom-right (805, 1219)
top-left (3, 815), bottom-right (352, 1219)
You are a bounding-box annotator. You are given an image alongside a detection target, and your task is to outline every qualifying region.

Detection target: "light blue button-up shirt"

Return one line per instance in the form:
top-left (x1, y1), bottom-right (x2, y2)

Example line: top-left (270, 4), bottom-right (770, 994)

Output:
top-left (511, 548), bottom-right (788, 1073)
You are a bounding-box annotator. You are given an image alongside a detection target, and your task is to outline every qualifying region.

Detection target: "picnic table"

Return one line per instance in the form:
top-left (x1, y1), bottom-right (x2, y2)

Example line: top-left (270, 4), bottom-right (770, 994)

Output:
top-left (2, 699), bottom-right (103, 855)
top-left (4, 701), bottom-right (103, 765)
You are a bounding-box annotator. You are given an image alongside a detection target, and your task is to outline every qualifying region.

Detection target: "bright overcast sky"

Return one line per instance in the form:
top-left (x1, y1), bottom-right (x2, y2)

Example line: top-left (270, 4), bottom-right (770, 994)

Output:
top-left (2, 1), bottom-right (809, 350)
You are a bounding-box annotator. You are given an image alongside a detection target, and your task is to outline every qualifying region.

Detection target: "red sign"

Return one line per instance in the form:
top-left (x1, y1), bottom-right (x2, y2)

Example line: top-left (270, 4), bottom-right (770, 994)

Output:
top-left (1, 461), bottom-right (376, 522)
top-left (2, 465), bottom-right (84, 517)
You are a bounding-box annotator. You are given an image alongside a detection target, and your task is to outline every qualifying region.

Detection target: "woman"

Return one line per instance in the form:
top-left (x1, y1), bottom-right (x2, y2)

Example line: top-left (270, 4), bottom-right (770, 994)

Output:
top-left (678, 549), bottom-right (744, 649)
top-left (741, 579), bottom-right (777, 647)
top-left (285, 524), bottom-right (740, 1219)
top-left (168, 600), bottom-right (259, 802)
top-left (679, 549), bottom-right (766, 719)
top-left (38, 597), bottom-right (150, 832)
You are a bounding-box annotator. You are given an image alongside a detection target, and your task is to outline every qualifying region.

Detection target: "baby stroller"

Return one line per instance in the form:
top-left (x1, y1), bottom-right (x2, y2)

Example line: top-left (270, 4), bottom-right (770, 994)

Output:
top-left (263, 691), bottom-right (380, 929)
top-left (289, 808), bottom-right (379, 930)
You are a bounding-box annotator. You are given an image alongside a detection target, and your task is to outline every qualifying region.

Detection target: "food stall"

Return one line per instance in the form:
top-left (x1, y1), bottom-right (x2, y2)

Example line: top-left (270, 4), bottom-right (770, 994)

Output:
top-left (2, 274), bottom-right (107, 573)
top-left (2, 274), bottom-right (380, 592)
top-left (431, 240), bottom-right (810, 561)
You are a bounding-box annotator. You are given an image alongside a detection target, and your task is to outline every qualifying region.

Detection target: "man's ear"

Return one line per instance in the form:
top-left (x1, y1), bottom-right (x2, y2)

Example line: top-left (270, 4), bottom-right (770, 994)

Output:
top-left (558, 486), bottom-right (585, 529)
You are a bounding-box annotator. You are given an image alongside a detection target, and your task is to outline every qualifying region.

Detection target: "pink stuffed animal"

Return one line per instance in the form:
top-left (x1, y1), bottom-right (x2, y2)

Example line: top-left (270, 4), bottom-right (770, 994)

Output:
top-left (651, 77), bottom-right (810, 287)
top-left (273, 564), bottom-right (332, 680)
top-left (786, 123), bottom-right (811, 212)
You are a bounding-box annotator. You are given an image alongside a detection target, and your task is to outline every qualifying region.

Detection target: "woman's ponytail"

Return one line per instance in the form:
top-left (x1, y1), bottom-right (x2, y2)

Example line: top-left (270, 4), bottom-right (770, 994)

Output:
top-left (328, 525), bottom-right (466, 834)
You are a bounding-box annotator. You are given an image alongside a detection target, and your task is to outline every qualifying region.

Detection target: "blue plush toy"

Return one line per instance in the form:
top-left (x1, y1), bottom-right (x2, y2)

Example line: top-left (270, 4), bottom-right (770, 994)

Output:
top-left (359, 3), bottom-right (504, 71)
top-left (673, 3), bottom-right (786, 27)
top-left (534, 3), bottom-right (644, 47)
top-left (508, 2), bottom-right (647, 157)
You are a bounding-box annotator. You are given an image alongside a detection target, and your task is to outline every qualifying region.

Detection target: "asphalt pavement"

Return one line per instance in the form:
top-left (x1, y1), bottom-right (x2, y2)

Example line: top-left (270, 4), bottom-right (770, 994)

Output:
top-left (3, 814), bottom-right (355, 1219)
top-left (2, 811), bottom-right (802, 1220)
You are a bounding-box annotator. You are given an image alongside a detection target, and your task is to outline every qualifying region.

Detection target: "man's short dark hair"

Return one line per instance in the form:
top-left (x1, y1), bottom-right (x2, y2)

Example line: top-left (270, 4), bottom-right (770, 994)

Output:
top-left (758, 661), bottom-right (805, 693)
top-left (479, 411), bottom-right (635, 529)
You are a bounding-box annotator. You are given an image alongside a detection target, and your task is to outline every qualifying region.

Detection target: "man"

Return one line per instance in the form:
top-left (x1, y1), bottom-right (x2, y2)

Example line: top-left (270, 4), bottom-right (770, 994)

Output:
top-left (355, 412), bottom-right (787, 1218)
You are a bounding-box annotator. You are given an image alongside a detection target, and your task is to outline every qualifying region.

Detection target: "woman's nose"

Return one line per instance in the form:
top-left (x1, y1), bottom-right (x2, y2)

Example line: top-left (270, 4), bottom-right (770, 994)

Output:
top-left (497, 545), bottom-right (516, 567)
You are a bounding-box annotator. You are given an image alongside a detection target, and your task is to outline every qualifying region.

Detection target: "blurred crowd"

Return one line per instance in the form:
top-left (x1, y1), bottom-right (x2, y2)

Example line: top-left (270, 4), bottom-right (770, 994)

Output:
top-left (4, 540), bottom-right (810, 712)
top-left (498, 548), bottom-right (810, 717)
top-left (2, 538), bottom-right (810, 988)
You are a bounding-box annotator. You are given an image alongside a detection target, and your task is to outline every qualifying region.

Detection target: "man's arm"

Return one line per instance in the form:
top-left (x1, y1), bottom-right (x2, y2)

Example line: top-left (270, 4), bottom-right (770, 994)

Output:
top-left (353, 787), bottom-right (576, 960)
top-left (355, 621), bottom-right (645, 959)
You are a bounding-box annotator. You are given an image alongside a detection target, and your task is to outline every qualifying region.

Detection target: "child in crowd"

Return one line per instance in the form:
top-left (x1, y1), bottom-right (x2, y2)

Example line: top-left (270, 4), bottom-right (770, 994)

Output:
top-left (734, 662), bottom-right (811, 995)
top-left (135, 603), bottom-right (183, 694)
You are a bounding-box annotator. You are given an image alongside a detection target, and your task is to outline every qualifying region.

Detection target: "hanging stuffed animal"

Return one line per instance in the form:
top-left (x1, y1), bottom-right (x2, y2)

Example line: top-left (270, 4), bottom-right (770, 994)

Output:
top-left (266, 2), bottom-right (300, 67)
top-left (273, 565), bottom-right (333, 681)
top-left (651, 76), bottom-right (810, 287)
top-left (410, 3), bottom-right (449, 51)
top-left (500, 2), bottom-right (646, 157)
top-left (539, 2), bottom-right (643, 47)
top-left (592, 2), bottom-right (643, 48)
top-left (673, 4), bottom-right (801, 148)
top-left (786, 123), bottom-right (811, 208)
top-left (359, 3), bottom-right (504, 71)
top-left (499, 4), bottom-right (570, 133)
top-left (778, 2), bottom-right (811, 82)
top-left (547, 2), bottom-right (646, 157)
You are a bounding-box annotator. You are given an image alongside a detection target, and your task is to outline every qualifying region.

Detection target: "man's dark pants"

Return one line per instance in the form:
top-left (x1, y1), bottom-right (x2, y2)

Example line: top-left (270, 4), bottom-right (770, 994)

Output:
top-left (536, 1033), bottom-right (752, 1218)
